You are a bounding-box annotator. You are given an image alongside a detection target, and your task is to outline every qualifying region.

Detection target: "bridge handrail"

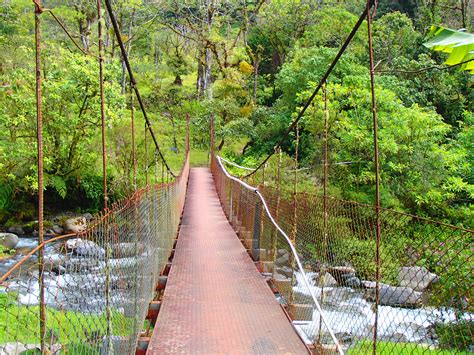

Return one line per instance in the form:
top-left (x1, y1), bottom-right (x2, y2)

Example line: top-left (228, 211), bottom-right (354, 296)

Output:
top-left (215, 154), bottom-right (344, 354)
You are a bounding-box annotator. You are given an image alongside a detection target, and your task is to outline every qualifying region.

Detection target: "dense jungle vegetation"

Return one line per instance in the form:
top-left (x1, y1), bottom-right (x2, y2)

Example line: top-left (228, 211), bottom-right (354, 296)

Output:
top-left (0, 0), bottom-right (472, 228)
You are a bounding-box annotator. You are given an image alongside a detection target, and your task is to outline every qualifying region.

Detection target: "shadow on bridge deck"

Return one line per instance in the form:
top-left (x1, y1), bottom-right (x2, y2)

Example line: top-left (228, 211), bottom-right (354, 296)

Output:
top-left (147, 167), bottom-right (309, 354)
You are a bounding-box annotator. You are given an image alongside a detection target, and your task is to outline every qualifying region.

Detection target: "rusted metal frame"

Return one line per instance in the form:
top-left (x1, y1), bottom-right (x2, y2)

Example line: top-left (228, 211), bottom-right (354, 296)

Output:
top-left (244, 0), bottom-right (375, 178)
top-left (33, 0), bottom-right (46, 351)
top-left (210, 112), bottom-right (215, 163)
top-left (289, 123), bottom-right (299, 310)
top-left (292, 122), bottom-right (299, 244)
top-left (366, 2), bottom-right (381, 353)
top-left (131, 85), bottom-right (137, 191)
top-left (98, 0), bottom-right (108, 210)
top-left (155, 149), bottom-right (159, 184)
top-left (272, 148), bottom-right (282, 268)
top-left (317, 81), bottom-right (330, 345)
top-left (145, 123), bottom-right (149, 186)
top-left (186, 113), bottom-right (190, 153)
top-left (103, 0), bottom-right (175, 178)
top-left (161, 159), bottom-right (165, 184)
top-left (97, 3), bottom-right (113, 346)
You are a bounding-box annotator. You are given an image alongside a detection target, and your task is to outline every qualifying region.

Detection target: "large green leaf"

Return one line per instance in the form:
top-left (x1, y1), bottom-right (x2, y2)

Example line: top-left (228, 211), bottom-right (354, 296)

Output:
top-left (423, 26), bottom-right (474, 73)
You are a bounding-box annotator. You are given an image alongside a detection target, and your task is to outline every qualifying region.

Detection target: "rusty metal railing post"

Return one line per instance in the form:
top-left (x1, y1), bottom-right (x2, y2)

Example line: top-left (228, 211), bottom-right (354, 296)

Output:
top-left (272, 148), bottom-right (282, 264)
top-left (145, 122), bottom-right (149, 186)
top-left (292, 122), bottom-right (299, 244)
top-left (155, 149), bottom-right (159, 184)
top-left (289, 122), bottom-right (299, 312)
top-left (317, 81), bottom-right (330, 345)
top-left (252, 201), bottom-right (262, 261)
top-left (97, 1), bottom-right (113, 350)
top-left (131, 85), bottom-right (137, 191)
top-left (33, 0), bottom-right (46, 351)
top-left (367, 2), bottom-right (382, 353)
top-left (98, 0), bottom-right (108, 210)
top-left (186, 113), bottom-right (190, 153)
top-left (209, 112), bottom-right (215, 163)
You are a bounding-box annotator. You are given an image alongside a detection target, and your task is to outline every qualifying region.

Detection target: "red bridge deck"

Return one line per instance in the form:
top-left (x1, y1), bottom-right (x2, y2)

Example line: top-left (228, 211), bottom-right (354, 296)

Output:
top-left (147, 167), bottom-right (309, 354)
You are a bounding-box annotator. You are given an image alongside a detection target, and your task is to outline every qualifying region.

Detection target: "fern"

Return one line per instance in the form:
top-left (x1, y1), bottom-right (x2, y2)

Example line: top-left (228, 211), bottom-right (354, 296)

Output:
top-left (0, 183), bottom-right (13, 210)
top-left (47, 175), bottom-right (67, 199)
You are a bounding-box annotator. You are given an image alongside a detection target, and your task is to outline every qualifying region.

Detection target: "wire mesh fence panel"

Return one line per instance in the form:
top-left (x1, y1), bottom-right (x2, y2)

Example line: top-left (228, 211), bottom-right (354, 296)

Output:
top-left (214, 153), bottom-right (473, 355)
top-left (0, 153), bottom-right (189, 354)
top-left (212, 154), bottom-right (343, 354)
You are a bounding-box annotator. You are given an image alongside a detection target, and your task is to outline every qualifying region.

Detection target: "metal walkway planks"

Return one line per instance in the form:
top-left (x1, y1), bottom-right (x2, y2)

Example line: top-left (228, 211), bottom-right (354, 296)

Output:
top-left (147, 167), bottom-right (309, 355)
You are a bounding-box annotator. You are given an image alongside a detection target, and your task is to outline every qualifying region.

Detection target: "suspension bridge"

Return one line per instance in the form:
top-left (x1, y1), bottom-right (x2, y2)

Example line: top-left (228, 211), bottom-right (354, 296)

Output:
top-left (1, 0), bottom-right (473, 354)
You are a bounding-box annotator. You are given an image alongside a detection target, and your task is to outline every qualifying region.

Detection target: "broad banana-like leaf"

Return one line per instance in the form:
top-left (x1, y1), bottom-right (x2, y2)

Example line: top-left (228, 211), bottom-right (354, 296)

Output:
top-left (423, 26), bottom-right (474, 73)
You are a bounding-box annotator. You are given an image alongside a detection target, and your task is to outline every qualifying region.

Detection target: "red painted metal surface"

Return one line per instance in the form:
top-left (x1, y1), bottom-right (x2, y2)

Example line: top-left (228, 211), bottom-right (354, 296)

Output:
top-left (147, 168), bottom-right (309, 354)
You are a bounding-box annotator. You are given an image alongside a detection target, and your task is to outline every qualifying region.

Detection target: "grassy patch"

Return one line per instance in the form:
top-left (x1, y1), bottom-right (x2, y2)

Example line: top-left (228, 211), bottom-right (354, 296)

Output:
top-left (348, 340), bottom-right (470, 354)
top-left (190, 149), bottom-right (209, 167)
top-left (0, 245), bottom-right (15, 258)
top-left (0, 293), bottom-right (134, 346)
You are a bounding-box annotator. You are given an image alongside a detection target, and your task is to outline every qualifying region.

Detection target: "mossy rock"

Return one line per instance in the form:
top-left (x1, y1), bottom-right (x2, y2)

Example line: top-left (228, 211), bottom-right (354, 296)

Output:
top-left (4, 218), bottom-right (22, 229)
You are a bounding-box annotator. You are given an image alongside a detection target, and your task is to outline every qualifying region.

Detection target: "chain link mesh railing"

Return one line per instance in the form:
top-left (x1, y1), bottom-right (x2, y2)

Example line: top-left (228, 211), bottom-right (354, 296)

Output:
top-left (0, 153), bottom-right (189, 354)
top-left (212, 153), bottom-right (344, 354)
top-left (212, 153), bottom-right (473, 354)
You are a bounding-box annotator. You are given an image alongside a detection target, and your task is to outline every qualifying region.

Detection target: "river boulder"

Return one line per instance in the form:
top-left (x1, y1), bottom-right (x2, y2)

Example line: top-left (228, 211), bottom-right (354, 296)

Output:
top-left (0, 233), bottom-right (19, 249)
top-left (313, 272), bottom-right (338, 287)
top-left (66, 238), bottom-right (105, 258)
top-left (7, 226), bottom-right (24, 236)
top-left (111, 242), bottom-right (143, 258)
top-left (63, 217), bottom-right (87, 234)
top-left (398, 266), bottom-right (439, 291)
top-left (52, 225), bottom-right (64, 235)
top-left (364, 284), bottom-right (422, 307)
top-left (328, 266), bottom-right (360, 287)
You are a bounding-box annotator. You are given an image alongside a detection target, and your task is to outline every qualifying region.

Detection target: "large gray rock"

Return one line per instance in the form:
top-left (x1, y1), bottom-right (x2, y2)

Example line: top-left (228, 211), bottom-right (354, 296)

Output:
top-left (7, 226), bottom-right (24, 236)
top-left (63, 217), bottom-right (87, 234)
top-left (398, 266), bottom-right (438, 291)
top-left (275, 266), bottom-right (293, 278)
top-left (52, 225), bottom-right (64, 235)
top-left (0, 233), bottom-right (19, 249)
top-left (83, 213), bottom-right (93, 222)
top-left (111, 242), bottom-right (143, 258)
top-left (0, 343), bottom-right (41, 354)
top-left (313, 272), bottom-right (338, 287)
top-left (364, 284), bottom-right (422, 307)
top-left (66, 238), bottom-right (105, 258)
top-left (328, 266), bottom-right (359, 287)
top-left (274, 255), bottom-right (290, 267)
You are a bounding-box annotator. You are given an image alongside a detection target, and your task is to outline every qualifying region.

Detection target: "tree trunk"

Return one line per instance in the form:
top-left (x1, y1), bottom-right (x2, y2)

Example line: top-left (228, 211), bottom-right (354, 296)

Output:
top-left (204, 47), bottom-right (212, 99)
top-left (218, 137), bottom-right (224, 151)
top-left (204, 0), bottom-right (214, 100)
top-left (197, 51), bottom-right (204, 98)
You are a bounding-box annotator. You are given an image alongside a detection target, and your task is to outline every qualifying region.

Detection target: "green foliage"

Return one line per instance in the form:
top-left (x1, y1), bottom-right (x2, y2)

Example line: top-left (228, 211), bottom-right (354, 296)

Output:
top-left (0, 292), bottom-right (133, 345)
top-left (0, 244), bottom-right (15, 258)
top-left (0, 183), bottom-right (13, 211)
top-left (46, 175), bottom-right (67, 199)
top-left (424, 26), bottom-right (474, 73)
top-left (348, 340), bottom-right (470, 354)
top-left (435, 321), bottom-right (474, 351)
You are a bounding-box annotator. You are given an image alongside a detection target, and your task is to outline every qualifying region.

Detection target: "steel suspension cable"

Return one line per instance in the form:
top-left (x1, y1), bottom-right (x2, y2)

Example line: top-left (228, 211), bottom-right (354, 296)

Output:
top-left (244, 0), bottom-right (375, 178)
top-left (104, 0), bottom-right (176, 178)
